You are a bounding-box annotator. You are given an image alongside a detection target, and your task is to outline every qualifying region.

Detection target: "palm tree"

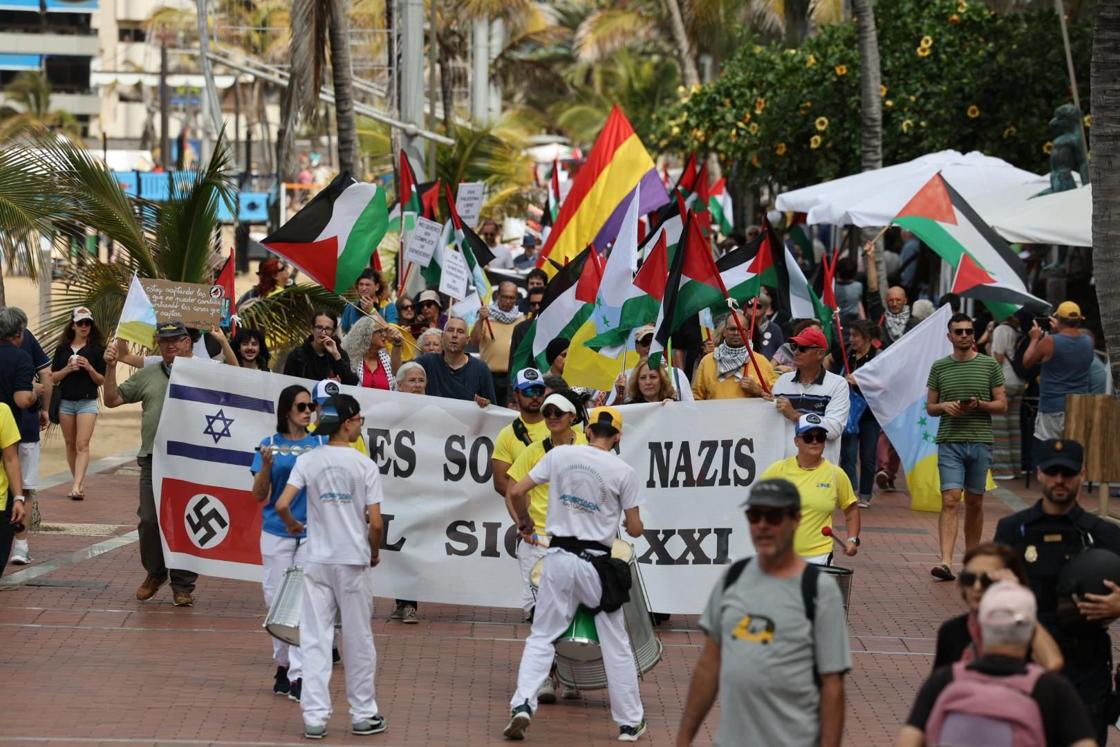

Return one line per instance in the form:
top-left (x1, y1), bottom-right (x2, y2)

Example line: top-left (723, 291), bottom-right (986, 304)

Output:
top-left (1091, 0), bottom-right (1119, 389)
top-left (0, 140), bottom-right (69, 305)
top-left (0, 71), bottom-right (81, 143)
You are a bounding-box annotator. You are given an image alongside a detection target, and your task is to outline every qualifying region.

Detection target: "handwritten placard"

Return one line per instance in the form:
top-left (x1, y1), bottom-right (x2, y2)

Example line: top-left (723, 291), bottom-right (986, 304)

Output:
top-left (455, 182), bottom-right (485, 228)
top-left (404, 216), bottom-right (443, 267)
top-left (438, 248), bottom-right (470, 301)
top-left (140, 279), bottom-right (223, 328)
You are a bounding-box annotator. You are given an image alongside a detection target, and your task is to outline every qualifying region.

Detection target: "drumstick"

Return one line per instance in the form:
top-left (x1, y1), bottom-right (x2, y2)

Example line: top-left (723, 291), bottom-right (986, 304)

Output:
top-left (821, 526), bottom-right (847, 550)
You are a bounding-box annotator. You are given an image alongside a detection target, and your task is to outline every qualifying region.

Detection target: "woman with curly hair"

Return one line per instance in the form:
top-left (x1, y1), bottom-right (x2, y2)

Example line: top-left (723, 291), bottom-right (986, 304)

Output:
top-left (231, 328), bottom-right (271, 371)
top-left (341, 316), bottom-right (403, 391)
top-left (625, 359), bottom-right (677, 404)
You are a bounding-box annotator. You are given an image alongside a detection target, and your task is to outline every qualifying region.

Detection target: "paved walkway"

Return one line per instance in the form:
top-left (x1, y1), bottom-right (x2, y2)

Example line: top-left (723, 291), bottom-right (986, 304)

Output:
top-left (3, 463), bottom-right (1118, 746)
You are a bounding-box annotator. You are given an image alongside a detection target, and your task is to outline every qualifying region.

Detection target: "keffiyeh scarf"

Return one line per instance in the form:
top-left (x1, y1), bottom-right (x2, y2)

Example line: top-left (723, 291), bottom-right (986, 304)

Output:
top-left (884, 306), bottom-right (911, 341)
top-left (488, 303), bottom-right (522, 325)
top-left (714, 342), bottom-right (751, 380)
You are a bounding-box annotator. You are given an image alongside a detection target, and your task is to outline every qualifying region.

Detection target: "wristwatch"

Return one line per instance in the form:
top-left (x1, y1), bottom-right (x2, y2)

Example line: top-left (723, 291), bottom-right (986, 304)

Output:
top-left (13, 494), bottom-right (26, 503)
top-left (847, 536), bottom-right (861, 547)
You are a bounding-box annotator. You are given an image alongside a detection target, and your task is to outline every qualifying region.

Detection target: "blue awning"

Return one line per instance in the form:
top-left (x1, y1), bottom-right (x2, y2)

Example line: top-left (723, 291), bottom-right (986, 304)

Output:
top-left (45, 0), bottom-right (98, 12)
top-left (0, 54), bottom-right (41, 71)
top-left (0, 0), bottom-right (39, 10)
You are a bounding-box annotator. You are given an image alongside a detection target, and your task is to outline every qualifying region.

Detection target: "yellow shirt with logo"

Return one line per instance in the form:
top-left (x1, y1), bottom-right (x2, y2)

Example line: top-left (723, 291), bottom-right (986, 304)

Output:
top-left (507, 430), bottom-right (589, 534)
top-left (0, 403), bottom-right (20, 511)
top-left (759, 456), bottom-right (856, 557)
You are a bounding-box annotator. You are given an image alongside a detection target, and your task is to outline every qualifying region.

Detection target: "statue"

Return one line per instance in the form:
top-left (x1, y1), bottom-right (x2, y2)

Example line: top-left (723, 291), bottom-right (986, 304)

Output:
top-left (1046, 104), bottom-right (1089, 193)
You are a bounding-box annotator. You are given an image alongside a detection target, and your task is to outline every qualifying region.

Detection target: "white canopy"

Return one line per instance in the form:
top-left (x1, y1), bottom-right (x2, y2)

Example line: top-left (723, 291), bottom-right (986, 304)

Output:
top-left (775, 150), bottom-right (1042, 227)
top-left (981, 184), bottom-right (1091, 247)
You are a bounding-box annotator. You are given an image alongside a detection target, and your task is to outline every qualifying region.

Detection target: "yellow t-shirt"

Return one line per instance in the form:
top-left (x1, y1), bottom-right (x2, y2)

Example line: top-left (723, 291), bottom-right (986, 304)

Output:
top-left (308, 423), bottom-right (369, 456)
top-left (0, 403), bottom-right (20, 511)
top-left (759, 456), bottom-right (856, 557)
top-left (493, 417), bottom-right (550, 467)
top-left (507, 430), bottom-right (589, 534)
top-left (691, 352), bottom-right (778, 400)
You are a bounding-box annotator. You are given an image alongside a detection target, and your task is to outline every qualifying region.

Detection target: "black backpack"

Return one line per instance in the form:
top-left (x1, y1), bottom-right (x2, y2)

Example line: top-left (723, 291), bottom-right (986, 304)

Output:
top-left (1010, 330), bottom-right (1039, 384)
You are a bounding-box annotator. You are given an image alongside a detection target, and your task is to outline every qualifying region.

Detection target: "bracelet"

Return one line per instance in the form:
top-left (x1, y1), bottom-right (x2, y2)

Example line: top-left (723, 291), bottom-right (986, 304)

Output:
top-left (13, 495), bottom-right (26, 503)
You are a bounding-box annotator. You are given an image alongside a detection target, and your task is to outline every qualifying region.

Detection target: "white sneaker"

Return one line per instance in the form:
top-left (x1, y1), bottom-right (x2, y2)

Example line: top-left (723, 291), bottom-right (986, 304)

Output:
top-left (536, 676), bottom-right (556, 704)
top-left (560, 684), bottom-right (580, 700)
top-left (9, 540), bottom-right (30, 565)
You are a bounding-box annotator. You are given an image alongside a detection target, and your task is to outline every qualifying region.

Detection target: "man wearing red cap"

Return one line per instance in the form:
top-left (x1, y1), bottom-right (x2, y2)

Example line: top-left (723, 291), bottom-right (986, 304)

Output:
top-left (770, 326), bottom-right (850, 465)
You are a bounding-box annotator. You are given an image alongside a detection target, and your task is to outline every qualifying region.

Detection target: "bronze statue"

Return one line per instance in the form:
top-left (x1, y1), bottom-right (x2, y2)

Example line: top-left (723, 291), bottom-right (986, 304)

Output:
top-left (1046, 104), bottom-right (1089, 193)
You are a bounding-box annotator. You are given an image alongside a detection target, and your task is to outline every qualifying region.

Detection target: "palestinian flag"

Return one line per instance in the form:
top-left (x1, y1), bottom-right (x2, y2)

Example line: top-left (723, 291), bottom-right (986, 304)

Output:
top-left (672, 153), bottom-right (699, 197)
top-left (445, 182), bottom-right (495, 302)
top-left (708, 177), bottom-right (734, 236)
top-left (263, 173), bottom-right (388, 293)
top-left (510, 247), bottom-right (601, 373)
top-left (891, 173), bottom-right (1050, 319)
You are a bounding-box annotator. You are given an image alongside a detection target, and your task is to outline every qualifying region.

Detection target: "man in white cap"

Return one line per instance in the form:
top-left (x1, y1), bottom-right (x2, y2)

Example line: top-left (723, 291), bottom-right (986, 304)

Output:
top-left (504, 406), bottom-right (646, 742)
top-left (898, 581), bottom-right (1095, 747)
top-left (505, 390), bottom-right (587, 702)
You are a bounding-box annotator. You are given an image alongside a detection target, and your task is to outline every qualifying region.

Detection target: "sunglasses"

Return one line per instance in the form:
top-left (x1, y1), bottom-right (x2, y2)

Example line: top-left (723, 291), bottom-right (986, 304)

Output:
top-left (420, 301), bottom-right (439, 308)
top-left (74, 319), bottom-right (92, 327)
top-left (295, 402), bottom-right (319, 413)
top-left (958, 571), bottom-right (995, 589)
top-left (799, 431), bottom-right (827, 443)
top-left (746, 507), bottom-right (795, 525)
top-left (951, 328), bottom-right (975, 337)
top-left (519, 386), bottom-right (545, 398)
top-left (1040, 465), bottom-right (1078, 478)
top-left (399, 304), bottom-right (415, 311)
top-left (637, 336), bottom-right (653, 346)
top-left (542, 406), bottom-right (570, 418)
top-left (791, 343), bottom-right (821, 353)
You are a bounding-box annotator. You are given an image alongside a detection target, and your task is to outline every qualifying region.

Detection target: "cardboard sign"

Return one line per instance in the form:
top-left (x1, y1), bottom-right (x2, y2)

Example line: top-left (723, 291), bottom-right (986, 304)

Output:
top-left (438, 248), bottom-right (470, 301)
top-left (404, 216), bottom-right (442, 267)
top-left (140, 279), bottom-right (223, 328)
top-left (455, 182), bottom-right (485, 228)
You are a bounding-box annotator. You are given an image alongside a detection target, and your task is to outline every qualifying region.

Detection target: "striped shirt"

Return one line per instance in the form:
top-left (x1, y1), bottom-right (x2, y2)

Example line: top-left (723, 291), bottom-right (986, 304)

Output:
top-left (927, 354), bottom-right (1004, 443)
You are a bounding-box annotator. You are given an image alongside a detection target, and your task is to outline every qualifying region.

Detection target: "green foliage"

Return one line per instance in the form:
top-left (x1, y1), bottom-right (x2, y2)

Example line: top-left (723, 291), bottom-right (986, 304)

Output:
top-left (653, 0), bottom-right (1091, 191)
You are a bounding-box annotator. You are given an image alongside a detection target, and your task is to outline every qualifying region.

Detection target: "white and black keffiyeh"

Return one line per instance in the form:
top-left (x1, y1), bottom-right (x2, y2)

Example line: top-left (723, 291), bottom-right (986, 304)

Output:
top-left (884, 306), bottom-right (911, 341)
top-left (359, 349), bottom-right (397, 391)
top-left (714, 342), bottom-right (750, 380)
top-left (488, 303), bottom-right (522, 325)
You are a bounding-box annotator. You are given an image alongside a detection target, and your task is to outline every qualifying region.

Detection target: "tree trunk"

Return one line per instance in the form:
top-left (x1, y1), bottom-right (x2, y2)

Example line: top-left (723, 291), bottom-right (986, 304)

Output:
top-left (663, 0), bottom-right (700, 87)
top-left (1091, 0), bottom-right (1120, 392)
top-left (0, 267), bottom-right (7, 307)
top-left (853, 0), bottom-right (887, 297)
top-left (276, 80), bottom-right (298, 181)
top-left (784, 0), bottom-right (810, 47)
top-left (438, 31), bottom-right (455, 130)
top-left (329, 0), bottom-right (360, 178)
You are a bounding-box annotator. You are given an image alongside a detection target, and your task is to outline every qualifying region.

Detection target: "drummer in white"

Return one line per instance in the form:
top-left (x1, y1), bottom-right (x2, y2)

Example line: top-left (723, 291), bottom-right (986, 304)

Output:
top-left (276, 393), bottom-right (386, 740)
top-left (503, 406), bottom-right (647, 742)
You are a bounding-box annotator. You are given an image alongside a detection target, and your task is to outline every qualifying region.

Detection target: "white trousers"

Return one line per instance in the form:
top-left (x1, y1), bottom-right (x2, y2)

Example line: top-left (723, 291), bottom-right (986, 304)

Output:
top-left (261, 533), bottom-right (306, 680)
top-left (517, 540), bottom-right (548, 615)
top-left (510, 549), bottom-right (644, 726)
top-left (300, 562), bottom-right (379, 727)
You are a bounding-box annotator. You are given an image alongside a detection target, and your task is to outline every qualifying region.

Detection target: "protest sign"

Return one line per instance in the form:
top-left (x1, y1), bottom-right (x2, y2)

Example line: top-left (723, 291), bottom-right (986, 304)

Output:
top-left (455, 182), bottom-right (485, 228)
top-left (403, 216), bottom-right (442, 267)
top-left (139, 279), bottom-right (223, 328)
top-left (438, 248), bottom-right (470, 300)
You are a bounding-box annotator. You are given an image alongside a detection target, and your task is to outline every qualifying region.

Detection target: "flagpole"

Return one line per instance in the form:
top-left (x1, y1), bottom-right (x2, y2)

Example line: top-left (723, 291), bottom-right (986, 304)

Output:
top-left (724, 303), bottom-right (771, 396)
top-left (834, 310), bottom-right (851, 376)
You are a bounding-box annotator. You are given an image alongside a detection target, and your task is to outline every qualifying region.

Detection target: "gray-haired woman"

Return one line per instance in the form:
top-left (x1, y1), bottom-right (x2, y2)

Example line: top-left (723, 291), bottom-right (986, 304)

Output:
top-left (341, 316), bottom-right (402, 391)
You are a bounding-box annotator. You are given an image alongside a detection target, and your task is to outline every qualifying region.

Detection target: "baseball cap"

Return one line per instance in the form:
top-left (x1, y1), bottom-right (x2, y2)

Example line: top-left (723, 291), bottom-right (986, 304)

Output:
top-left (541, 392), bottom-right (577, 415)
top-left (71, 306), bottom-right (93, 323)
top-left (1036, 438), bottom-right (1083, 473)
top-left (588, 406), bottom-right (623, 433)
top-left (978, 580), bottom-right (1036, 629)
top-left (156, 320), bottom-right (189, 339)
top-left (417, 289), bottom-right (442, 307)
top-left (316, 394), bottom-right (362, 436)
top-left (312, 379), bottom-right (343, 405)
top-left (789, 327), bottom-right (828, 349)
top-left (1055, 301), bottom-right (1083, 321)
top-left (634, 324), bottom-right (656, 343)
top-left (796, 413), bottom-right (828, 436)
top-left (742, 478), bottom-right (801, 510)
top-left (514, 368), bottom-right (544, 392)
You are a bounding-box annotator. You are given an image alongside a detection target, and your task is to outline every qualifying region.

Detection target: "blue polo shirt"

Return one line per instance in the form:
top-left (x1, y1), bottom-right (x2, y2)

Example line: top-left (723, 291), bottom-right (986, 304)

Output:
top-left (18, 330), bottom-right (51, 443)
top-left (0, 340), bottom-right (35, 443)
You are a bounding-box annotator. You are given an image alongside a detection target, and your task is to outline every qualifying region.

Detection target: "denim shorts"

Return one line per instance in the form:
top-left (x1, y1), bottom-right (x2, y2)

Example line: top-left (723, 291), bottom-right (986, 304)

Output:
top-left (59, 398), bottom-right (99, 416)
top-left (937, 441), bottom-right (992, 494)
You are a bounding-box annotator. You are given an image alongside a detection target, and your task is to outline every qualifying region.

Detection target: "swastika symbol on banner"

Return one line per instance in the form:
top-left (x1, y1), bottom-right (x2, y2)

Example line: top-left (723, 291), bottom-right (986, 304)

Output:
top-left (184, 494), bottom-right (230, 549)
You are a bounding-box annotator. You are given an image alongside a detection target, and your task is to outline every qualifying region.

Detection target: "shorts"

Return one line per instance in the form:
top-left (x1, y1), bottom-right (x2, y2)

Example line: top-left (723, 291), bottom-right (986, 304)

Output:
top-left (59, 398), bottom-right (99, 416)
top-left (18, 442), bottom-right (40, 491)
top-left (937, 441), bottom-right (991, 495)
top-left (1034, 411), bottom-right (1065, 441)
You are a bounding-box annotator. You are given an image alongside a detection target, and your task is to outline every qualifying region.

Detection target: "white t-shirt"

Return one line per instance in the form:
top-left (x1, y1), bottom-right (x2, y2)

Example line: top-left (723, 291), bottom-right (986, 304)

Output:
top-left (488, 244), bottom-right (514, 269)
top-left (286, 444), bottom-right (382, 565)
top-left (529, 444), bottom-right (642, 547)
top-left (990, 323), bottom-right (1023, 388)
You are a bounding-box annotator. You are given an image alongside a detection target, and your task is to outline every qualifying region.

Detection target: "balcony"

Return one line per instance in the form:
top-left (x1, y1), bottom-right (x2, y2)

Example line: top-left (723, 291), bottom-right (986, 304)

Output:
top-left (0, 31), bottom-right (98, 57)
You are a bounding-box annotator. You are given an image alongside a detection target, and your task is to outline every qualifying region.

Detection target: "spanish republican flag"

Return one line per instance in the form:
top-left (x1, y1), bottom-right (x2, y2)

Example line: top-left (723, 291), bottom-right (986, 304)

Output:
top-left (263, 173), bottom-right (388, 293)
top-left (537, 105), bottom-right (668, 275)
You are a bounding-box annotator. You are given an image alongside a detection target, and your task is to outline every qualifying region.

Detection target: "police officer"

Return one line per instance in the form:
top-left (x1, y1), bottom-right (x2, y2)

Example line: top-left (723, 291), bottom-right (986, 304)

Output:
top-left (994, 438), bottom-right (1120, 744)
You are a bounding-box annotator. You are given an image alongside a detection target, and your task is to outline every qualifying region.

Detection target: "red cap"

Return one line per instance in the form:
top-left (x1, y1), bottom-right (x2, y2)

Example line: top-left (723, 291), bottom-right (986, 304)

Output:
top-left (789, 327), bottom-right (828, 349)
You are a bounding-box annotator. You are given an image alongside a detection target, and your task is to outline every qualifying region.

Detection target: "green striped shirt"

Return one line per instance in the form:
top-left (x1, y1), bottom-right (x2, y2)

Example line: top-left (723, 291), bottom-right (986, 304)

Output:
top-left (927, 354), bottom-right (1004, 443)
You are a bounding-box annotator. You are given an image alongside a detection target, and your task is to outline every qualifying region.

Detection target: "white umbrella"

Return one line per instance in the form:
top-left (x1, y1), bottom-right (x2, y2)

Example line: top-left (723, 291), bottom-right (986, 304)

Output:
top-left (982, 184), bottom-right (1091, 247)
top-left (775, 150), bottom-right (1042, 227)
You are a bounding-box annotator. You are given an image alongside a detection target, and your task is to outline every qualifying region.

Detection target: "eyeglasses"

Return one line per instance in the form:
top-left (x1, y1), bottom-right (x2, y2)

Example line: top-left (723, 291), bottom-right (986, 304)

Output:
top-left (958, 571), bottom-right (995, 589)
top-left (519, 386), bottom-right (545, 398)
top-left (799, 431), bottom-right (827, 443)
top-left (951, 328), bottom-right (975, 337)
top-left (791, 343), bottom-right (821, 353)
top-left (1040, 465), bottom-right (1078, 478)
top-left (542, 406), bottom-right (570, 418)
top-left (295, 402), bottom-right (319, 413)
top-left (313, 324), bottom-right (335, 333)
top-left (746, 507), bottom-right (795, 525)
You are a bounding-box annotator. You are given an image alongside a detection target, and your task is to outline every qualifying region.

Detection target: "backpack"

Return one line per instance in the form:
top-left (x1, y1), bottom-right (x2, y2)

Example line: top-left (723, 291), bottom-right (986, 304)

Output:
top-left (924, 661), bottom-right (1046, 747)
top-left (1010, 329), bottom-right (1039, 384)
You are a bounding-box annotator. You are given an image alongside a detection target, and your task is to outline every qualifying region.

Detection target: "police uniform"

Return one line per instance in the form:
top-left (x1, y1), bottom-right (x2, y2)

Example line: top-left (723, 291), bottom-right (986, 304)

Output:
top-left (993, 439), bottom-right (1120, 744)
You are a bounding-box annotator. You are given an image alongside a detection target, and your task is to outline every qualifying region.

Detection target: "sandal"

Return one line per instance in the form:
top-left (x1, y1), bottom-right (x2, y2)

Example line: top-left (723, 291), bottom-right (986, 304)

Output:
top-left (931, 564), bottom-right (955, 581)
top-left (69, 491), bottom-right (84, 501)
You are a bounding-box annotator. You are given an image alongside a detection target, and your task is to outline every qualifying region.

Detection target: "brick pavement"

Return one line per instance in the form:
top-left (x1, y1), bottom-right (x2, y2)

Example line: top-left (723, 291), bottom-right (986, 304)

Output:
top-left (2, 464), bottom-right (1119, 746)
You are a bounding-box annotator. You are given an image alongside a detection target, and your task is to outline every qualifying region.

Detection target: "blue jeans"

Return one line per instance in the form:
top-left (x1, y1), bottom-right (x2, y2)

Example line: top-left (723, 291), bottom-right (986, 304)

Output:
top-left (937, 442), bottom-right (992, 494)
top-left (840, 413), bottom-right (881, 497)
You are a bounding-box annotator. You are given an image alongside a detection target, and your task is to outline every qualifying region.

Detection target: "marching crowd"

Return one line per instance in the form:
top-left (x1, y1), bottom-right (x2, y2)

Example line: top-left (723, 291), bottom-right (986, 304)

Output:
top-left (0, 223), bottom-right (1116, 746)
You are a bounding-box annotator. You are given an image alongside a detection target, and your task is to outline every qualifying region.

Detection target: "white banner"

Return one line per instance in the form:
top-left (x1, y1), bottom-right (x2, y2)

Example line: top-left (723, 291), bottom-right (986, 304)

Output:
top-left (153, 359), bottom-right (792, 614)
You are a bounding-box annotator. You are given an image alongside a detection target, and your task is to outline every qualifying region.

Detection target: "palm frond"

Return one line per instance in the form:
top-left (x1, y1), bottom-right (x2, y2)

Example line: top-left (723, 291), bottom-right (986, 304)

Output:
top-left (236, 283), bottom-right (344, 353)
top-left (574, 8), bottom-right (654, 63)
top-left (456, 0), bottom-right (532, 22)
top-left (289, 0), bottom-right (330, 121)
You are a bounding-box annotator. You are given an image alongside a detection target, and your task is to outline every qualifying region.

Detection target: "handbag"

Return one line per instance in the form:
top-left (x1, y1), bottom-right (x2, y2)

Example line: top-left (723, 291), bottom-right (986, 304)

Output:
top-left (844, 390), bottom-right (868, 435)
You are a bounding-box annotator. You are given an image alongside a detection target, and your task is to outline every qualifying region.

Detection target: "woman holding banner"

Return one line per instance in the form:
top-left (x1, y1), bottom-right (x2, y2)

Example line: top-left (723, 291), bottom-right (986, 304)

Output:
top-left (624, 360), bottom-right (677, 405)
top-left (250, 384), bottom-right (325, 700)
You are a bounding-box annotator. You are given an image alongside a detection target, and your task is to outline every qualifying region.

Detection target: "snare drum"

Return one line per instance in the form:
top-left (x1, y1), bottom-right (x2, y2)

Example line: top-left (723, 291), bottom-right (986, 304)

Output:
top-left (264, 566), bottom-right (304, 646)
top-left (817, 564), bottom-right (853, 614)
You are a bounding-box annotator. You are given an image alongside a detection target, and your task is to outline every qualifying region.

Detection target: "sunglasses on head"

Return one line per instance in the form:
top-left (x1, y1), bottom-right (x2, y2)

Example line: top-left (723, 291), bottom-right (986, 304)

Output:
top-left (295, 402), bottom-right (319, 413)
top-left (958, 571), bottom-right (995, 589)
top-left (799, 431), bottom-right (827, 443)
top-left (542, 406), bottom-right (570, 418)
top-left (746, 507), bottom-right (795, 525)
top-left (791, 343), bottom-right (821, 353)
top-left (1040, 465), bottom-right (1078, 478)
top-left (951, 328), bottom-right (975, 337)
top-left (519, 386), bottom-right (545, 398)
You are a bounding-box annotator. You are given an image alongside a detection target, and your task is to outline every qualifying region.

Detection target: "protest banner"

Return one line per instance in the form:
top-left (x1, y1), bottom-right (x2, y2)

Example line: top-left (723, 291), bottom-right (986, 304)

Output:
top-left (139, 278), bottom-right (224, 328)
top-left (438, 248), bottom-right (471, 301)
top-left (403, 216), bottom-right (443, 267)
top-left (454, 182), bottom-right (485, 228)
top-left (153, 358), bottom-right (785, 614)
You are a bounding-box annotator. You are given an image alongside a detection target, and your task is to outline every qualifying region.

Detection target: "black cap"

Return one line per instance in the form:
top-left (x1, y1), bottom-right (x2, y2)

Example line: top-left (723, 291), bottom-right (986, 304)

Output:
top-left (156, 320), bottom-right (189, 339)
top-left (316, 394), bottom-right (362, 436)
top-left (742, 478), bottom-right (801, 510)
top-left (1037, 438), bottom-right (1083, 472)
